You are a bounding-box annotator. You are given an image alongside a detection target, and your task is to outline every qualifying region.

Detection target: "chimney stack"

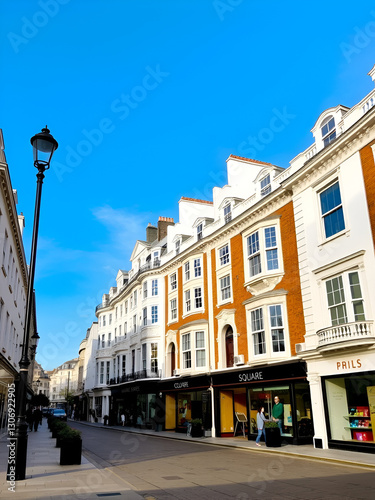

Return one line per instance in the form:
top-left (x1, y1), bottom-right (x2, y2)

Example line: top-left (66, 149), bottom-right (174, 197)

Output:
top-left (146, 223), bottom-right (158, 243)
top-left (157, 216), bottom-right (174, 241)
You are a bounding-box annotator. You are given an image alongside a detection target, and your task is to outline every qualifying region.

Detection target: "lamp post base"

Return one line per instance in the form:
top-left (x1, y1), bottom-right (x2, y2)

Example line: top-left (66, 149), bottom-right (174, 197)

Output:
top-left (7, 419), bottom-right (28, 481)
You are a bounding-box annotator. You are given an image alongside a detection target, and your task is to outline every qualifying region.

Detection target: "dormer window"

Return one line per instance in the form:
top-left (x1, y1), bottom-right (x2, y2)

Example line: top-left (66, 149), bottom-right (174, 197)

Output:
top-left (224, 204), bottom-right (232, 224)
top-left (260, 174), bottom-right (271, 196)
top-left (175, 240), bottom-right (180, 255)
top-left (321, 116), bottom-right (336, 147)
top-left (197, 223), bottom-right (203, 241)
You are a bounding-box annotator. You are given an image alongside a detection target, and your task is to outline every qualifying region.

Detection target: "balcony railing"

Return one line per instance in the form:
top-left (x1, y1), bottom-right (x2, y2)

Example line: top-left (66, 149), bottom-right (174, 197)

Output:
top-left (109, 369), bottom-right (161, 385)
top-left (96, 259), bottom-right (161, 312)
top-left (317, 320), bottom-right (374, 347)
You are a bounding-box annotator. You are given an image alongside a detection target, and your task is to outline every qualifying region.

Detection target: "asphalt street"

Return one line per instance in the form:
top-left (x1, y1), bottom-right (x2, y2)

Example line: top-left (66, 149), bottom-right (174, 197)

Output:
top-left (73, 422), bottom-right (375, 500)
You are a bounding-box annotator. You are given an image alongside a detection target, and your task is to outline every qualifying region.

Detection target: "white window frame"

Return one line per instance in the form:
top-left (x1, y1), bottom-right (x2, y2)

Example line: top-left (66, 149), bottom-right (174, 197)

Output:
top-left (321, 116), bottom-right (336, 147)
top-left (182, 332), bottom-right (191, 369)
top-left (170, 272), bottom-right (177, 291)
top-left (143, 281), bottom-right (147, 299)
top-left (151, 343), bottom-right (158, 373)
top-left (170, 298), bottom-right (177, 321)
top-left (185, 290), bottom-right (191, 313)
top-left (195, 331), bottom-right (206, 368)
top-left (194, 258), bottom-right (201, 278)
top-left (218, 243), bottom-right (230, 266)
top-left (142, 343), bottom-right (147, 371)
top-left (194, 287), bottom-right (203, 309)
top-left (152, 279), bottom-right (158, 296)
top-left (325, 270), bottom-right (365, 326)
top-left (143, 307), bottom-right (147, 326)
top-left (260, 174), bottom-right (271, 196)
top-left (197, 223), bottom-right (203, 240)
top-left (220, 275), bottom-right (231, 302)
top-left (224, 203), bottom-right (232, 224)
top-left (151, 305), bottom-right (158, 324)
top-left (246, 295), bottom-right (290, 361)
top-left (319, 180), bottom-right (345, 241)
top-left (175, 239), bottom-right (180, 255)
top-left (184, 261), bottom-right (190, 281)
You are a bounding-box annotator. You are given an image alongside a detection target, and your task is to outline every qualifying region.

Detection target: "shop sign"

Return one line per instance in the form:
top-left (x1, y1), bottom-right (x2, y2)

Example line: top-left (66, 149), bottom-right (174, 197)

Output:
top-left (122, 386), bottom-right (140, 393)
top-left (336, 359), bottom-right (362, 371)
top-left (238, 371), bottom-right (263, 382)
top-left (174, 381), bottom-right (189, 389)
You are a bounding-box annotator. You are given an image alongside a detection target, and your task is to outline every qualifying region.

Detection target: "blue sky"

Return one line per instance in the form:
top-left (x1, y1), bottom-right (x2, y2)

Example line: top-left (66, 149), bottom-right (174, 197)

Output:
top-left (1, 1), bottom-right (374, 370)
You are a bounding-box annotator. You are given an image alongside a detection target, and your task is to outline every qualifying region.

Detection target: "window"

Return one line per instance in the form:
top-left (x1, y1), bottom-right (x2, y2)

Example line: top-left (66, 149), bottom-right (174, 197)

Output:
top-left (142, 344), bottom-right (147, 370)
top-left (182, 333), bottom-right (191, 368)
top-left (220, 275), bottom-right (231, 301)
top-left (247, 226), bottom-right (279, 278)
top-left (151, 343), bottom-right (158, 373)
top-left (133, 315), bottom-right (137, 333)
top-left (100, 362), bottom-right (104, 384)
top-left (134, 290), bottom-right (137, 307)
top-left (250, 304), bottom-right (285, 356)
top-left (120, 304), bottom-right (123, 316)
top-left (151, 305), bottom-right (158, 323)
top-left (325, 271), bottom-right (365, 326)
top-left (224, 204), bottom-right (232, 224)
top-left (195, 287), bottom-right (202, 309)
top-left (251, 308), bottom-right (266, 355)
top-left (197, 223), bottom-right (203, 240)
top-left (143, 307), bottom-right (147, 326)
top-left (269, 305), bottom-right (285, 352)
top-left (101, 335), bottom-right (105, 348)
top-left (152, 279), bottom-right (158, 296)
top-left (320, 181), bottom-right (345, 239)
top-left (108, 332), bottom-right (111, 347)
top-left (194, 258), bottom-right (201, 277)
top-left (195, 331), bottom-right (206, 367)
top-left (175, 240), bottom-right (180, 255)
top-left (124, 322), bottom-right (127, 336)
top-left (170, 298), bottom-right (177, 320)
top-left (321, 116), bottom-right (336, 147)
top-left (103, 315), bottom-right (106, 327)
top-left (260, 174), bottom-right (271, 196)
top-left (106, 361), bottom-right (110, 384)
top-left (143, 281), bottom-right (147, 299)
top-left (219, 244), bottom-right (229, 266)
top-left (185, 262), bottom-right (190, 281)
top-left (122, 355), bottom-right (126, 375)
top-left (170, 273), bottom-right (177, 291)
top-left (185, 290), bottom-right (191, 312)
top-left (109, 314), bottom-right (112, 325)
top-left (125, 301), bottom-right (128, 314)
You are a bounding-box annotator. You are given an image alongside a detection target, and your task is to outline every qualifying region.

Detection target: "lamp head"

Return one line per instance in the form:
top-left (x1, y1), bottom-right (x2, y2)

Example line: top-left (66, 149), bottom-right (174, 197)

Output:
top-left (30, 126), bottom-right (58, 169)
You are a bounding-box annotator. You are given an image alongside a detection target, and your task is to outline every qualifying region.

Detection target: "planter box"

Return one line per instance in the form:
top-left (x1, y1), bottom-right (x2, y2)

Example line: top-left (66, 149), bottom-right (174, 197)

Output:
top-left (60, 439), bottom-right (82, 465)
top-left (265, 427), bottom-right (281, 447)
top-left (191, 425), bottom-right (203, 438)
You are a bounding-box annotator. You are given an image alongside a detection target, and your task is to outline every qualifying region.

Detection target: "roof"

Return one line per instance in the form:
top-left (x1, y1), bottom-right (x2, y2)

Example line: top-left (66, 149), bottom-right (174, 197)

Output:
top-left (227, 154), bottom-right (279, 168)
top-left (179, 196), bottom-right (213, 205)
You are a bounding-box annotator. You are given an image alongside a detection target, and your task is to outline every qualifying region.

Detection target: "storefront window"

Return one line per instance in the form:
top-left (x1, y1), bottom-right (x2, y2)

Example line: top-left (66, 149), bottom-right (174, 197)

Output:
top-left (325, 374), bottom-right (375, 443)
top-left (177, 391), bottom-right (202, 429)
top-left (294, 383), bottom-right (313, 439)
top-left (249, 386), bottom-right (293, 437)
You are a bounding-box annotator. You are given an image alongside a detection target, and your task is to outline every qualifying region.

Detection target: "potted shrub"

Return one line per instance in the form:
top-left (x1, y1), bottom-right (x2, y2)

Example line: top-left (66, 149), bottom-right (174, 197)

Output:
top-left (60, 428), bottom-right (82, 465)
top-left (56, 424), bottom-right (70, 448)
top-left (52, 420), bottom-right (67, 439)
top-left (190, 418), bottom-right (203, 438)
top-left (265, 421), bottom-right (281, 447)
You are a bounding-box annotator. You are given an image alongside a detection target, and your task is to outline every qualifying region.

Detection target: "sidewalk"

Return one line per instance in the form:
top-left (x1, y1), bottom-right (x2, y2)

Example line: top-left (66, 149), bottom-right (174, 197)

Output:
top-left (0, 422), bottom-right (143, 499)
top-left (1, 420), bottom-right (375, 500)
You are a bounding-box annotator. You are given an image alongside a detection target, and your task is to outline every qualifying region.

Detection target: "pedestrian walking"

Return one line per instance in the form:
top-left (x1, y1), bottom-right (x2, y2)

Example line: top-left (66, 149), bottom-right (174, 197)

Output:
top-left (255, 406), bottom-right (268, 447)
top-left (121, 413), bottom-right (125, 426)
top-left (33, 407), bottom-right (42, 432)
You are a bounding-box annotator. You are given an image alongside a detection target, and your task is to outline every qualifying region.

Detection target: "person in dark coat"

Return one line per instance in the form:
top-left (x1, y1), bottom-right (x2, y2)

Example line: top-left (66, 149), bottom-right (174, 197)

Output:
top-left (33, 407), bottom-right (42, 431)
top-left (26, 407), bottom-right (33, 431)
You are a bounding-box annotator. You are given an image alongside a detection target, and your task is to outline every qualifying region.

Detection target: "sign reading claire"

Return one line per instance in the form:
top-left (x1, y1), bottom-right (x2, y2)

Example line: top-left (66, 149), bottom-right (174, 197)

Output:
top-left (174, 381), bottom-right (189, 389)
top-left (238, 371), bottom-right (263, 382)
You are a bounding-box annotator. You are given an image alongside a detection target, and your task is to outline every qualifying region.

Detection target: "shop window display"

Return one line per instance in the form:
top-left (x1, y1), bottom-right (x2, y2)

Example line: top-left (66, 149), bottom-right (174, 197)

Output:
top-left (325, 374), bottom-right (375, 443)
top-left (248, 383), bottom-right (313, 439)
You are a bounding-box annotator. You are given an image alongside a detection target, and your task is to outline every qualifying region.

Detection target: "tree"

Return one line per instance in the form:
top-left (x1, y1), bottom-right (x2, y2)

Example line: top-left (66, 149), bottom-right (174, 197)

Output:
top-left (30, 393), bottom-right (50, 407)
top-left (59, 390), bottom-right (75, 406)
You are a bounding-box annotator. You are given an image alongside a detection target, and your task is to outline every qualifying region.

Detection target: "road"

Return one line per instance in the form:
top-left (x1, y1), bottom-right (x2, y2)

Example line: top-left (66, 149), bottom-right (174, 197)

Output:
top-left (73, 422), bottom-right (375, 500)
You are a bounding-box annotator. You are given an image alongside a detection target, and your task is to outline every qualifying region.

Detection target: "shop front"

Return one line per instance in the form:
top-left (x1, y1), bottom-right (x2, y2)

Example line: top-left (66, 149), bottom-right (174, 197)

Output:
top-left (110, 379), bottom-right (159, 428)
top-left (159, 374), bottom-right (212, 434)
top-left (306, 350), bottom-right (375, 453)
top-left (212, 361), bottom-right (313, 444)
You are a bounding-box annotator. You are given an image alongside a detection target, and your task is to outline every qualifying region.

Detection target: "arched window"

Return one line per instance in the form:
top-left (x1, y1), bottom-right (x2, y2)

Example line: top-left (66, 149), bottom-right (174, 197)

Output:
top-left (225, 326), bottom-right (234, 368)
top-left (321, 116), bottom-right (336, 147)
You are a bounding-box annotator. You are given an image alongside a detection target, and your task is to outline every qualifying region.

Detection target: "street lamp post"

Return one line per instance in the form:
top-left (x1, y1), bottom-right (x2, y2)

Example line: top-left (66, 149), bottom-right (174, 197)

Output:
top-left (7, 127), bottom-right (58, 481)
